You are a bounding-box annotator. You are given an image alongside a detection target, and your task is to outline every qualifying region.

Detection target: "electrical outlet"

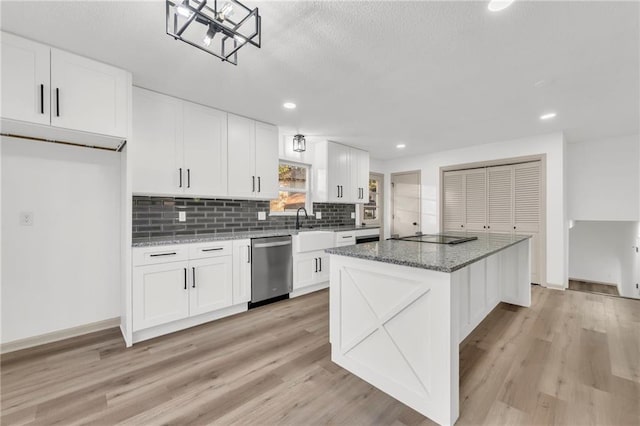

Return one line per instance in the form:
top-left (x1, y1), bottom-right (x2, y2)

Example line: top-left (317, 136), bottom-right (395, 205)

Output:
top-left (315, 211), bottom-right (322, 219)
top-left (178, 211), bottom-right (186, 222)
top-left (20, 212), bottom-right (34, 226)
top-left (258, 211), bottom-right (267, 220)
top-left (351, 212), bottom-right (355, 219)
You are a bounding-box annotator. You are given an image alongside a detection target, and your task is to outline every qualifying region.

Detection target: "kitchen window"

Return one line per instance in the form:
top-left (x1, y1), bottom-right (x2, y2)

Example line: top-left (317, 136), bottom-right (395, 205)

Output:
top-left (270, 162), bottom-right (312, 215)
top-left (361, 175), bottom-right (381, 225)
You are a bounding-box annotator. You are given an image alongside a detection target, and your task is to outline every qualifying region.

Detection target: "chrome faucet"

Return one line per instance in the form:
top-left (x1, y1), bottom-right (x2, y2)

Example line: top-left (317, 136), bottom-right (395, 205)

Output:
top-left (295, 207), bottom-right (309, 230)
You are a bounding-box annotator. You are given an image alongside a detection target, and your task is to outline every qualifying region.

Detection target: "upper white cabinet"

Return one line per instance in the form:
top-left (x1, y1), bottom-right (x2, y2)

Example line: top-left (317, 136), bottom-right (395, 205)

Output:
top-left (1, 32), bottom-right (129, 146)
top-left (311, 140), bottom-right (370, 203)
top-left (227, 114), bottom-right (279, 200)
top-left (132, 87), bottom-right (228, 197)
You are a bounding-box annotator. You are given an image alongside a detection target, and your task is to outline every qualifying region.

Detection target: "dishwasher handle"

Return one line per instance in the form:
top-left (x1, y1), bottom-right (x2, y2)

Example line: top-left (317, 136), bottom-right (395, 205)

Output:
top-left (253, 241), bottom-right (292, 249)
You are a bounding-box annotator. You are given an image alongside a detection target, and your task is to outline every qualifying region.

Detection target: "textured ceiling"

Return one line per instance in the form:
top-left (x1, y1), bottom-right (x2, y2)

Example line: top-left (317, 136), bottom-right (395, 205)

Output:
top-left (1, 1), bottom-right (638, 159)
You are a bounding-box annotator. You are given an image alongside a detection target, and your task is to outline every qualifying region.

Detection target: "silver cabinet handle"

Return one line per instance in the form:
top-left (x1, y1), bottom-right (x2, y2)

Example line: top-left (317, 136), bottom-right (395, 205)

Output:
top-left (253, 241), bottom-right (291, 248)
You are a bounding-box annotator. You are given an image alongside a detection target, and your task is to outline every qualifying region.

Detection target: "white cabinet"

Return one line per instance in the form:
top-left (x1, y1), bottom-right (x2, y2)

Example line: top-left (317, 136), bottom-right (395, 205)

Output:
top-left (132, 241), bottom-right (237, 332)
top-left (335, 231), bottom-right (356, 247)
top-left (132, 87), bottom-right (228, 197)
top-left (1, 32), bottom-right (50, 125)
top-left (311, 141), bottom-right (370, 204)
top-left (1, 32), bottom-right (129, 144)
top-left (293, 250), bottom-right (330, 290)
top-left (133, 261), bottom-right (190, 330)
top-left (227, 114), bottom-right (279, 200)
top-left (232, 239), bottom-right (252, 304)
top-left (351, 148), bottom-right (370, 203)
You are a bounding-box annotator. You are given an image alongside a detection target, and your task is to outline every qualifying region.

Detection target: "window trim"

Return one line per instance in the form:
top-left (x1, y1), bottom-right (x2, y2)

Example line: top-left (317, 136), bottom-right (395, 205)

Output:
top-left (269, 160), bottom-right (313, 216)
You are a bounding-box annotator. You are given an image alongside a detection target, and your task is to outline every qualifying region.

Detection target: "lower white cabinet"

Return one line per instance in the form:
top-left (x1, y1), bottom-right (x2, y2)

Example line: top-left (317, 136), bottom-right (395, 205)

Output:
top-left (133, 261), bottom-right (191, 330)
top-left (293, 250), bottom-right (330, 290)
top-left (232, 239), bottom-right (252, 304)
top-left (133, 241), bottom-right (238, 332)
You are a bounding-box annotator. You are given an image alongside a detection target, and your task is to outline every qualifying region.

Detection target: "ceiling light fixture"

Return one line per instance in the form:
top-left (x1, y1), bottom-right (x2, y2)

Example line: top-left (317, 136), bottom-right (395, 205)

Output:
top-left (283, 102), bottom-right (296, 109)
top-left (166, 0), bottom-right (261, 65)
top-left (396, 144), bottom-right (406, 149)
top-left (540, 112), bottom-right (557, 120)
top-left (488, 0), bottom-right (514, 12)
top-left (293, 134), bottom-right (306, 152)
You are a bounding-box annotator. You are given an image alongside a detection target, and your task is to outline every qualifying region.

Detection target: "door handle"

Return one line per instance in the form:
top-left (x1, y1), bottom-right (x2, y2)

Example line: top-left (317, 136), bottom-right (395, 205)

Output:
top-left (315, 258), bottom-right (318, 273)
top-left (40, 84), bottom-right (44, 114)
top-left (183, 268), bottom-right (187, 290)
top-left (55, 88), bottom-right (60, 117)
top-left (192, 267), bottom-right (196, 288)
top-left (179, 168), bottom-right (183, 188)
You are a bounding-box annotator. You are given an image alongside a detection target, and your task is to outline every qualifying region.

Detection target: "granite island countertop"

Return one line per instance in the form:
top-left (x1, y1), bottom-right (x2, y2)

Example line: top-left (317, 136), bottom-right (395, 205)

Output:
top-left (132, 225), bottom-right (380, 247)
top-left (324, 232), bottom-right (530, 273)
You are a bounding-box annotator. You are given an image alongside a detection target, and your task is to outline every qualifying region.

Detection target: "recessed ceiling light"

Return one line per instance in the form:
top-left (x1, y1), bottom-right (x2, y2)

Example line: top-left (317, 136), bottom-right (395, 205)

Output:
top-left (283, 102), bottom-right (296, 109)
top-left (488, 0), bottom-right (514, 12)
top-left (396, 144), bottom-right (406, 149)
top-left (540, 112), bottom-right (557, 120)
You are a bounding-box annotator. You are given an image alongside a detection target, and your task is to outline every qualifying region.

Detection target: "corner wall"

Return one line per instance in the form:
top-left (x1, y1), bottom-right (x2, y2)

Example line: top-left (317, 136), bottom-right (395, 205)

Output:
top-left (377, 132), bottom-right (567, 288)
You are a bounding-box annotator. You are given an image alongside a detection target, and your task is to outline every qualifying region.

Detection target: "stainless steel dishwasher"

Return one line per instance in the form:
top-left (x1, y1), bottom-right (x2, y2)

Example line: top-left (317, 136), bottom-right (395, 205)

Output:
top-left (250, 235), bottom-right (293, 307)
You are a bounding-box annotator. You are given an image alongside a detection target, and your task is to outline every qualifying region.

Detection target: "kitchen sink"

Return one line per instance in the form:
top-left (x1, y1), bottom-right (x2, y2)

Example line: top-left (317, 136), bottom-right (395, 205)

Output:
top-left (293, 230), bottom-right (336, 253)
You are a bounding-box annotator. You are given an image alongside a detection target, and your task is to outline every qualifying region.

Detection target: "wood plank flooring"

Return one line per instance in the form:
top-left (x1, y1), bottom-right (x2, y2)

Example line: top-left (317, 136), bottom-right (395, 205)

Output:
top-left (568, 279), bottom-right (620, 296)
top-left (2, 286), bottom-right (639, 425)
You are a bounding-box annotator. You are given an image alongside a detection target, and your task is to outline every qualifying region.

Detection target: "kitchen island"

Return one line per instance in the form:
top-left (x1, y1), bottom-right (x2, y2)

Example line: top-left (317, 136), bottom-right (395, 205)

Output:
top-left (325, 233), bottom-right (531, 426)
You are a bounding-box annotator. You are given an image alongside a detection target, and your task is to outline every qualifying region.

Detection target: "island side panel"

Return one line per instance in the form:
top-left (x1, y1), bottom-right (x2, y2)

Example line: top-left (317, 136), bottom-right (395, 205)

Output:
top-left (499, 239), bottom-right (531, 307)
top-left (329, 254), bottom-right (460, 426)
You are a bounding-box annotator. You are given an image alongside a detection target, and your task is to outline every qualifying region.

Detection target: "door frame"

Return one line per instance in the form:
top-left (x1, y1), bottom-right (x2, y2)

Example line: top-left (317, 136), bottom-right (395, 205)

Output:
top-left (359, 172), bottom-right (385, 238)
top-left (390, 170), bottom-right (422, 238)
top-left (438, 154), bottom-right (547, 287)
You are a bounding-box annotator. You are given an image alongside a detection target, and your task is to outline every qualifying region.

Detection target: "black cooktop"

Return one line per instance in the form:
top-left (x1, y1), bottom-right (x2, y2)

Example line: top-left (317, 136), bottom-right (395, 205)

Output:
top-left (393, 234), bottom-right (478, 245)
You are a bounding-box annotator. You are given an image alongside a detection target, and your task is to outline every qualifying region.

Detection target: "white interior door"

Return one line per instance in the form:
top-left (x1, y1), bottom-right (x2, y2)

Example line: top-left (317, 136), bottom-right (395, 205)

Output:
top-left (465, 169), bottom-right (487, 231)
top-left (392, 172), bottom-right (421, 237)
top-left (487, 165), bottom-right (513, 233)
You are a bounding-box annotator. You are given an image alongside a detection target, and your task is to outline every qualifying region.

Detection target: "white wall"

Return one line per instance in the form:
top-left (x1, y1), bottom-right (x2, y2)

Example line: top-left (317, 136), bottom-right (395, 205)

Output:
top-left (378, 132), bottom-right (567, 288)
top-left (569, 221), bottom-right (639, 298)
top-left (1, 137), bottom-right (121, 343)
top-left (567, 134), bottom-right (639, 221)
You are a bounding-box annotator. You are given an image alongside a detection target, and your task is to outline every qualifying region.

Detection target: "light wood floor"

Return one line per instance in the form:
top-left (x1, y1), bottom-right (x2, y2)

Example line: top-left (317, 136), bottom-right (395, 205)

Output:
top-left (2, 286), bottom-right (639, 425)
top-left (568, 279), bottom-right (620, 296)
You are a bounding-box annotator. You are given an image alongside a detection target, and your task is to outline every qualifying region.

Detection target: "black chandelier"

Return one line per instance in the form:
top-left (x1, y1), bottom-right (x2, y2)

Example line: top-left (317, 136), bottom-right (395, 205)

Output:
top-left (166, 0), bottom-right (261, 65)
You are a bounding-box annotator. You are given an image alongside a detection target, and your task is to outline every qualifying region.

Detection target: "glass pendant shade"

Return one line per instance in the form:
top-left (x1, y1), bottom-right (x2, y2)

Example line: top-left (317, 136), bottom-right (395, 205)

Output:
top-left (293, 134), bottom-right (306, 152)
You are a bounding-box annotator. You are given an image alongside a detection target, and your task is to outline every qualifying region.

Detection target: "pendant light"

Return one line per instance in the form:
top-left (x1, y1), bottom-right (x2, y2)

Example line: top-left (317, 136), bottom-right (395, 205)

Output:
top-left (293, 134), bottom-right (306, 152)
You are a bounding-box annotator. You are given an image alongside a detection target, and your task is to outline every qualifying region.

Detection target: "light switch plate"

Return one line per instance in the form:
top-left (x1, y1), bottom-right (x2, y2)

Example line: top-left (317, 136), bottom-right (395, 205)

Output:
top-left (20, 212), bottom-right (34, 226)
top-left (178, 211), bottom-right (186, 222)
top-left (351, 212), bottom-right (355, 219)
top-left (315, 211), bottom-right (322, 219)
top-left (258, 211), bottom-right (267, 220)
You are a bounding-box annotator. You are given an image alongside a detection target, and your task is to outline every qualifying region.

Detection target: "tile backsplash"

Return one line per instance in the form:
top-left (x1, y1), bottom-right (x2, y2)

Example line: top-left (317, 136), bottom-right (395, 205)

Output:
top-left (132, 196), bottom-right (356, 241)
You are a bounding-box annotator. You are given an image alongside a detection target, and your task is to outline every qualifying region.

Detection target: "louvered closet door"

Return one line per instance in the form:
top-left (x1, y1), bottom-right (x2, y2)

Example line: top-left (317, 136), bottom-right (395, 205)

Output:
top-left (443, 171), bottom-right (465, 231)
top-left (464, 169), bottom-right (487, 231)
top-left (514, 161), bottom-right (542, 284)
top-left (487, 165), bottom-right (513, 232)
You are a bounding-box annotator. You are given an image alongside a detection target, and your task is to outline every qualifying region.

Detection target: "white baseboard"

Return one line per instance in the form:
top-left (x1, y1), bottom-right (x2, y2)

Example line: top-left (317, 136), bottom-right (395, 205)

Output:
top-left (1, 317), bottom-right (120, 354)
top-left (544, 282), bottom-right (566, 290)
top-left (290, 281), bottom-right (329, 298)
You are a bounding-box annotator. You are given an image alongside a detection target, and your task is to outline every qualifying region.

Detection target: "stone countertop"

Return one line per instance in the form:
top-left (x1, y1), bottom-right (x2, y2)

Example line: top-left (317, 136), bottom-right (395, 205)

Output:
top-left (324, 232), bottom-right (530, 273)
top-left (131, 225), bottom-right (380, 247)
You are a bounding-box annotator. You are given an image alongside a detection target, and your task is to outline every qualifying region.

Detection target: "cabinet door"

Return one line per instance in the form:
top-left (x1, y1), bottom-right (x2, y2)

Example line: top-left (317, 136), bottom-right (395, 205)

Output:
top-left (293, 253), bottom-right (316, 290)
top-left (189, 256), bottom-right (233, 316)
top-left (133, 262), bottom-right (190, 331)
top-left (232, 240), bottom-right (252, 304)
top-left (132, 88), bottom-right (183, 195)
top-left (350, 148), bottom-right (369, 204)
top-left (315, 253), bottom-right (331, 283)
top-left (487, 165), bottom-right (514, 232)
top-left (254, 122), bottom-right (279, 200)
top-left (227, 114), bottom-right (256, 198)
top-left (1, 32), bottom-right (50, 125)
top-left (50, 49), bottom-right (128, 137)
top-left (327, 142), bottom-right (350, 202)
top-left (183, 102), bottom-right (228, 197)
top-left (464, 169), bottom-right (487, 231)
top-left (442, 171), bottom-right (465, 231)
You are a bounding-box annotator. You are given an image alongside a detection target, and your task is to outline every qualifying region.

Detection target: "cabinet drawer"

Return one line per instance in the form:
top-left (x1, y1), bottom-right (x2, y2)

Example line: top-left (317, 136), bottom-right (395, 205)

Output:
top-left (133, 245), bottom-right (189, 266)
top-left (189, 241), bottom-right (232, 259)
top-left (335, 231), bottom-right (356, 246)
